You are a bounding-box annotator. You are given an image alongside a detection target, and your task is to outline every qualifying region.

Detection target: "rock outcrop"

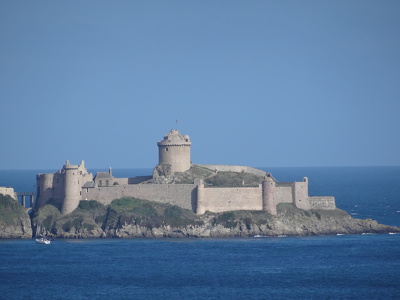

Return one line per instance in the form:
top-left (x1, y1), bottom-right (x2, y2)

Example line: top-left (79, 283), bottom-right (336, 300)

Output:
top-left (2, 195), bottom-right (399, 239)
top-left (30, 198), bottom-right (400, 239)
top-left (0, 194), bottom-right (32, 239)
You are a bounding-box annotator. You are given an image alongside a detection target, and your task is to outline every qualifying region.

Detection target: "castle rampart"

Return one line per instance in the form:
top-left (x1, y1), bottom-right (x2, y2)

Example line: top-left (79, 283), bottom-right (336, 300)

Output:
top-left (199, 185), bottom-right (262, 213)
top-left (309, 196), bottom-right (336, 210)
top-left (274, 183), bottom-right (294, 204)
top-left (82, 183), bottom-right (197, 211)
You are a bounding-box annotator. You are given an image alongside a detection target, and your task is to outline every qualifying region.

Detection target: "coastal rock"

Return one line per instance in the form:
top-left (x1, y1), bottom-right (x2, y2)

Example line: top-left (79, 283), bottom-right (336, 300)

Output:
top-left (4, 197), bottom-right (400, 239)
top-left (0, 194), bottom-right (32, 239)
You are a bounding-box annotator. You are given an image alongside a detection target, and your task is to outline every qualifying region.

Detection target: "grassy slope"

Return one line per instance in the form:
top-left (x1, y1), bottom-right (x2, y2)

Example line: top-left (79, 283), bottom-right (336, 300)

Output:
top-left (0, 194), bottom-right (32, 238)
top-left (0, 194), bottom-right (28, 225)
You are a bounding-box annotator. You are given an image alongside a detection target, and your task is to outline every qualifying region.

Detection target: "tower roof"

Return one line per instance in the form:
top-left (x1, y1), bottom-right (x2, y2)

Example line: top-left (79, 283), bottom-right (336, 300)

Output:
top-left (157, 129), bottom-right (191, 146)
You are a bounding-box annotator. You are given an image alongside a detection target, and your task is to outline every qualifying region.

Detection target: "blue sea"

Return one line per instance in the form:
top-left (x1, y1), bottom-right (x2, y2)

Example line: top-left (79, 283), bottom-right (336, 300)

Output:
top-left (1, 167), bottom-right (400, 299)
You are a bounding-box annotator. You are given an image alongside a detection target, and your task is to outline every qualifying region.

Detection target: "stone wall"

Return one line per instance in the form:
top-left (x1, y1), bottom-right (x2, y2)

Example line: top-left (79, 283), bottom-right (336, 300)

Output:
top-left (201, 185), bottom-right (262, 213)
top-left (112, 178), bottom-right (129, 185)
top-left (82, 184), bottom-right (197, 211)
top-left (309, 196), bottom-right (336, 210)
top-left (274, 183), bottom-right (294, 204)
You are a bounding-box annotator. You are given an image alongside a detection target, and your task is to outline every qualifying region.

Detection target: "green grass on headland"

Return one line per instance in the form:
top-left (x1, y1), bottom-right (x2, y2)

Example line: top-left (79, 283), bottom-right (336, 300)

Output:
top-left (0, 194), bottom-right (27, 225)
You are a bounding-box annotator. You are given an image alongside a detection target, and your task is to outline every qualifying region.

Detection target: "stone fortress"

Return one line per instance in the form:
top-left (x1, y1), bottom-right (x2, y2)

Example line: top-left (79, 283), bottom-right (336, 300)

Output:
top-left (35, 130), bottom-right (336, 216)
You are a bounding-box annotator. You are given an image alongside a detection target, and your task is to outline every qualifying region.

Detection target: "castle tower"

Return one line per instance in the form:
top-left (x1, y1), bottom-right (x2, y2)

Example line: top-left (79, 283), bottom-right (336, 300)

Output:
top-left (157, 129), bottom-right (192, 173)
top-left (60, 160), bottom-right (81, 215)
top-left (293, 177), bottom-right (310, 210)
top-left (35, 173), bottom-right (55, 209)
top-left (195, 179), bottom-right (205, 215)
top-left (262, 174), bottom-right (277, 215)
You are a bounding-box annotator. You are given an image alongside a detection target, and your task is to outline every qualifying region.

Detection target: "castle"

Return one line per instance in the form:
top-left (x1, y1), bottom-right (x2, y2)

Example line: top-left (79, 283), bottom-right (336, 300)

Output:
top-left (35, 129), bottom-right (336, 215)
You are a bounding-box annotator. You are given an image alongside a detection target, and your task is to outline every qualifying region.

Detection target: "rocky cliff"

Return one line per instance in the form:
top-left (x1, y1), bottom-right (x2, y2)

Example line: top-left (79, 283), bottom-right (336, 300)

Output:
top-left (29, 197), bottom-right (400, 239)
top-left (0, 194), bottom-right (32, 238)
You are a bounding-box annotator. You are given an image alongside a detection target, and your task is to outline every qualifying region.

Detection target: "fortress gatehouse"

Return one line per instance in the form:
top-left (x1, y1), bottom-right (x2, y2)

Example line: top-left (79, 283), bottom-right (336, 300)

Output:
top-left (35, 130), bottom-right (336, 215)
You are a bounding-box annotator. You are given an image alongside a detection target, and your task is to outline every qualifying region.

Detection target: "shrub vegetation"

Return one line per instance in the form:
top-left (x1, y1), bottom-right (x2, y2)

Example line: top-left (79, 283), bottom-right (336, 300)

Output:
top-left (205, 171), bottom-right (263, 187)
top-left (0, 194), bottom-right (26, 225)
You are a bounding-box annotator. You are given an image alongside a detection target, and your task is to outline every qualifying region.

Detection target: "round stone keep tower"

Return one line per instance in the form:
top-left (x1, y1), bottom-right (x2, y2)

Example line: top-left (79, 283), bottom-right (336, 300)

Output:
top-left (61, 160), bottom-right (82, 215)
top-left (262, 174), bottom-right (277, 215)
top-left (157, 129), bottom-right (192, 173)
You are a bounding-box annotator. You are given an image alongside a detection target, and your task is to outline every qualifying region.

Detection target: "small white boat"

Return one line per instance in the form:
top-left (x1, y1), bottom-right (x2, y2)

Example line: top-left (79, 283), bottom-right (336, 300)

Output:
top-left (35, 237), bottom-right (50, 245)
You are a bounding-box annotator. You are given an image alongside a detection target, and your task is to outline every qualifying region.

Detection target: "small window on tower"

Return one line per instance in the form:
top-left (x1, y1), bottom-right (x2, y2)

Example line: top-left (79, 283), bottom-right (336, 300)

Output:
top-left (166, 148), bottom-right (168, 151)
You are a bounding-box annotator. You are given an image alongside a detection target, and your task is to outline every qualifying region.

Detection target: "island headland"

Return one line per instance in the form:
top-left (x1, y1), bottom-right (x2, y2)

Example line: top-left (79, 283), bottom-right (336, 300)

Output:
top-left (0, 129), bottom-right (399, 238)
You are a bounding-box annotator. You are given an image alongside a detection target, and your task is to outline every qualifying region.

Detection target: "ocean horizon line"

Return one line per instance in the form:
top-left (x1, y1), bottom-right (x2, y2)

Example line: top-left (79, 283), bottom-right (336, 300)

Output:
top-left (1, 165), bottom-right (399, 172)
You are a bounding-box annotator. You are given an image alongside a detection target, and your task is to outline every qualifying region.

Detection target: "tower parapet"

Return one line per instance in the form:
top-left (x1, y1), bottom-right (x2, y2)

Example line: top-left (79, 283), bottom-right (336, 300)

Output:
top-left (156, 129), bottom-right (191, 174)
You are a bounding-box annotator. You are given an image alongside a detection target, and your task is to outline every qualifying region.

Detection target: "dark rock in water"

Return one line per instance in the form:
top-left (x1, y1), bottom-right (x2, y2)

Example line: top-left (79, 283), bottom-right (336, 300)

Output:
top-left (28, 198), bottom-right (400, 239)
top-left (0, 194), bottom-right (32, 239)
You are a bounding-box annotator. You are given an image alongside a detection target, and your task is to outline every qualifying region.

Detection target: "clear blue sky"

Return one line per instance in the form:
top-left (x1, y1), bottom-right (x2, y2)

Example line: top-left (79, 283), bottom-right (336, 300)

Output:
top-left (1, 1), bottom-right (399, 170)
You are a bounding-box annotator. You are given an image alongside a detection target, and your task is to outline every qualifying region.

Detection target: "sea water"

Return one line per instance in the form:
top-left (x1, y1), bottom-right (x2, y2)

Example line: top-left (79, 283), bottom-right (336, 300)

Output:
top-left (0, 167), bottom-right (399, 299)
